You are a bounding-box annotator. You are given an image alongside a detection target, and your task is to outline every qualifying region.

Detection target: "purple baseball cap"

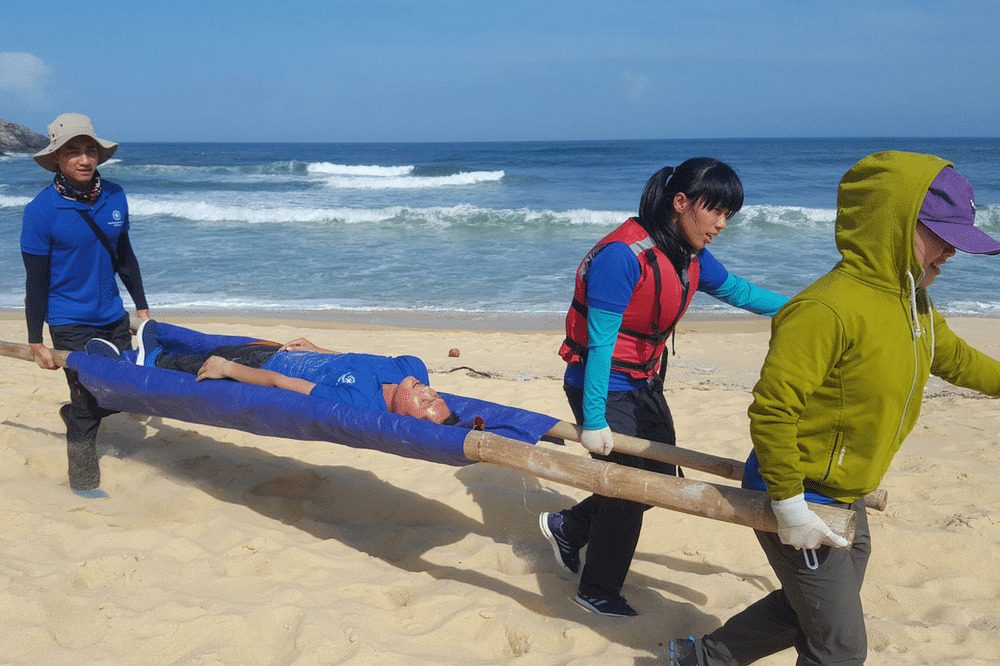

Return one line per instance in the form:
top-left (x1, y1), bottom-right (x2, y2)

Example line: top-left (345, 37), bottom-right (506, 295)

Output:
top-left (918, 167), bottom-right (1000, 255)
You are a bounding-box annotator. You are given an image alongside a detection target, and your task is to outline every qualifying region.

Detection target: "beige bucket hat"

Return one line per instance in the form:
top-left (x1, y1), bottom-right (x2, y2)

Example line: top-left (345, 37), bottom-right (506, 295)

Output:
top-left (33, 113), bottom-right (118, 172)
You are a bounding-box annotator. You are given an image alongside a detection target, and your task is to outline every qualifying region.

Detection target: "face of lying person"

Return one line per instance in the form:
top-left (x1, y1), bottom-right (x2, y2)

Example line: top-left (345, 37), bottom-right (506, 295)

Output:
top-left (386, 376), bottom-right (452, 423)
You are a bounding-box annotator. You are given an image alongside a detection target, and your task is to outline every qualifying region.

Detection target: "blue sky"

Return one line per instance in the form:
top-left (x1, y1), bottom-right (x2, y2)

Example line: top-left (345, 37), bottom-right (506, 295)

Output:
top-left (2, 1), bottom-right (997, 142)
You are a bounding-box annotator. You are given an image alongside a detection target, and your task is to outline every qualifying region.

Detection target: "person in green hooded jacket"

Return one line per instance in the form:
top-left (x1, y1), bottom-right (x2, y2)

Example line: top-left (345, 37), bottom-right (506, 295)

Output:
top-left (667, 151), bottom-right (1000, 666)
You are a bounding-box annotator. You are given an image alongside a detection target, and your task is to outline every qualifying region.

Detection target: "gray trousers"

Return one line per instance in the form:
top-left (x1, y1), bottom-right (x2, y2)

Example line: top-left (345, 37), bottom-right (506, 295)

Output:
top-left (697, 498), bottom-right (871, 666)
top-left (49, 314), bottom-right (132, 490)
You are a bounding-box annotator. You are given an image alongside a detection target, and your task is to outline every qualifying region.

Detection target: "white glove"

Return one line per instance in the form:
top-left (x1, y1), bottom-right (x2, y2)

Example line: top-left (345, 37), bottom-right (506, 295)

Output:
top-left (771, 494), bottom-right (850, 550)
top-left (580, 426), bottom-right (614, 456)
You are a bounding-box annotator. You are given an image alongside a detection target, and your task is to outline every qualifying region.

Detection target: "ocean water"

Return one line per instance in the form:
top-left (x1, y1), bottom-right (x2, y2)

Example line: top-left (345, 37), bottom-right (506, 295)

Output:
top-left (2, 138), bottom-right (1000, 325)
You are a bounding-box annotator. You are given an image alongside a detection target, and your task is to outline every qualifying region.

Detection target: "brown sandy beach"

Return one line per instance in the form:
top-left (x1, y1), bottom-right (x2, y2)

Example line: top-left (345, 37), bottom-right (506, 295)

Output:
top-left (0, 312), bottom-right (997, 665)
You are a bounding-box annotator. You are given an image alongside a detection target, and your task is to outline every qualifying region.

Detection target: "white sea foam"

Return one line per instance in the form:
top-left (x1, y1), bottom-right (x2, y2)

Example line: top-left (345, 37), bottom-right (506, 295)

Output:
top-left (550, 208), bottom-right (632, 226)
top-left (126, 197), bottom-right (624, 228)
top-left (107, 161), bottom-right (311, 179)
top-left (128, 196), bottom-right (396, 224)
top-left (933, 300), bottom-right (1000, 316)
top-left (0, 194), bottom-right (32, 208)
top-left (977, 203), bottom-right (1000, 228)
top-left (735, 205), bottom-right (836, 230)
top-left (307, 162), bottom-right (414, 176)
top-left (106, 160), bottom-right (504, 190)
top-left (124, 195), bottom-right (848, 233)
top-left (125, 293), bottom-right (566, 315)
top-left (318, 170), bottom-right (504, 190)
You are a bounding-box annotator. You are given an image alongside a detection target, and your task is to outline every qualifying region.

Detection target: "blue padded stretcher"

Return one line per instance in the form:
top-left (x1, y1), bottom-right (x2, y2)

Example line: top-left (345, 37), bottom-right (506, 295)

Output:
top-left (68, 322), bottom-right (559, 467)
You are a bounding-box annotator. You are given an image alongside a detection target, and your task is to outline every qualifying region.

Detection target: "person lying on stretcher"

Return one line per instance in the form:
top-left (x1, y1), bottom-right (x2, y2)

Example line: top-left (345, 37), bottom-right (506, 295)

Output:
top-left (86, 320), bottom-right (459, 425)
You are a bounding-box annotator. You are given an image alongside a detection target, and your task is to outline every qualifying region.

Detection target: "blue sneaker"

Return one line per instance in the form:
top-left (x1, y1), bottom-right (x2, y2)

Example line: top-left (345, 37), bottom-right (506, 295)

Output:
top-left (574, 591), bottom-right (637, 617)
top-left (135, 319), bottom-right (162, 367)
top-left (539, 511), bottom-right (580, 574)
top-left (73, 488), bottom-right (110, 499)
top-left (85, 338), bottom-right (122, 360)
top-left (667, 637), bottom-right (698, 666)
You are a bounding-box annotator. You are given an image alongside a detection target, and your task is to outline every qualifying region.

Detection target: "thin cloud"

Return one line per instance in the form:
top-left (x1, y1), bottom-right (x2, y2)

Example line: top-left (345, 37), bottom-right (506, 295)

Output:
top-left (621, 71), bottom-right (652, 102)
top-left (0, 52), bottom-right (51, 107)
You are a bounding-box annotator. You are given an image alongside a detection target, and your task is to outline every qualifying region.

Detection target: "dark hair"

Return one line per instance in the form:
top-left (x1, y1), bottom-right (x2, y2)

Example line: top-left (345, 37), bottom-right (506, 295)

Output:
top-left (442, 411), bottom-right (460, 426)
top-left (636, 157), bottom-right (744, 273)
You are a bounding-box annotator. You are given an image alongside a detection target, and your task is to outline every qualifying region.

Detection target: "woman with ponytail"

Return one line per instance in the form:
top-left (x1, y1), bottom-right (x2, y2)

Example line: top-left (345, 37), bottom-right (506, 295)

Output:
top-left (539, 158), bottom-right (787, 617)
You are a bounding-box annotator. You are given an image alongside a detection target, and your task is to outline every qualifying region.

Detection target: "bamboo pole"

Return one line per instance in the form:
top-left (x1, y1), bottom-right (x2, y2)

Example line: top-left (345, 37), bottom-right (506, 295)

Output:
top-left (546, 420), bottom-right (744, 480)
top-left (546, 421), bottom-right (888, 512)
top-left (465, 429), bottom-right (857, 547)
top-left (0, 341), bottom-right (69, 368)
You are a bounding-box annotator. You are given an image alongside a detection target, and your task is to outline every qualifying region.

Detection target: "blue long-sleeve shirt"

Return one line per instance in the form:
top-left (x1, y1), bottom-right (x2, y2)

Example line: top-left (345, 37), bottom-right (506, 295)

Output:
top-left (566, 245), bottom-right (788, 430)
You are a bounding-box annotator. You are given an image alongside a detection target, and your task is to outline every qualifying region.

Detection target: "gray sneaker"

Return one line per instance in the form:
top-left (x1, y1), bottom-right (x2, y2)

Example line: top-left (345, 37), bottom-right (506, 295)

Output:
top-left (539, 511), bottom-right (581, 574)
top-left (667, 637), bottom-right (698, 665)
top-left (574, 591), bottom-right (637, 617)
top-left (85, 338), bottom-right (121, 360)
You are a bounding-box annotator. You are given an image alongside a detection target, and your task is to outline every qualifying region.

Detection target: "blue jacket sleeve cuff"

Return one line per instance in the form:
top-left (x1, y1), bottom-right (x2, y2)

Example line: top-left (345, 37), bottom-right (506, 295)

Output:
top-left (704, 273), bottom-right (788, 316)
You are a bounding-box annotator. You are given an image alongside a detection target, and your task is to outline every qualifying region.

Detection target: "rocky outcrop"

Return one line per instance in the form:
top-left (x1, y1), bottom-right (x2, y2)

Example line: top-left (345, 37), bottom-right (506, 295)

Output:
top-left (0, 119), bottom-right (48, 155)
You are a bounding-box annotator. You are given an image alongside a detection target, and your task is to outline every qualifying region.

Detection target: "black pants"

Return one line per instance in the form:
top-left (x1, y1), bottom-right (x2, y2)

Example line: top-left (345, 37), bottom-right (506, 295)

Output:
top-left (154, 342), bottom-right (280, 375)
top-left (560, 377), bottom-right (678, 599)
top-left (49, 314), bottom-right (132, 491)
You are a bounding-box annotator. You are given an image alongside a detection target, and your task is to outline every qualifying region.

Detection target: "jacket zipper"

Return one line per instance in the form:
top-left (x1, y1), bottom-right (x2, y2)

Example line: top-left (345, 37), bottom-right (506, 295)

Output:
top-left (893, 305), bottom-right (924, 448)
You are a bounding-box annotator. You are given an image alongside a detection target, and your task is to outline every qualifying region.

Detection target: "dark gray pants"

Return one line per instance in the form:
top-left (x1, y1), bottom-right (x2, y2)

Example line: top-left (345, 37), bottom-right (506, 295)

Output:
top-left (154, 341), bottom-right (280, 375)
top-left (697, 498), bottom-right (871, 666)
top-left (49, 314), bottom-right (132, 491)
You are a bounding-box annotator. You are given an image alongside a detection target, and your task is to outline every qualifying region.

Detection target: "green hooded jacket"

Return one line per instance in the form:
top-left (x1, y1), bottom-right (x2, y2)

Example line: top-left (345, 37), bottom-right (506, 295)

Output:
top-left (750, 151), bottom-right (1000, 503)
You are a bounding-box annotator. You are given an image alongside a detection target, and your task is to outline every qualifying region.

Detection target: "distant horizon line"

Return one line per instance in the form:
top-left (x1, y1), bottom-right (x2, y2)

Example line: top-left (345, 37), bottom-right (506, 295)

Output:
top-left (106, 135), bottom-right (1000, 145)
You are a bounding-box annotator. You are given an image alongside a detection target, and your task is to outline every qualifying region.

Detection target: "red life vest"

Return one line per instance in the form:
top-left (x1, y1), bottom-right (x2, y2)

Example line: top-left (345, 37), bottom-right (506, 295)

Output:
top-left (559, 218), bottom-right (700, 379)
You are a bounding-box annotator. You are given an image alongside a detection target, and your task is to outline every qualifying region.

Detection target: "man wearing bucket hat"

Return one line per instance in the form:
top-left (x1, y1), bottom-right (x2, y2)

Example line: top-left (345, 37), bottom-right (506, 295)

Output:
top-left (666, 152), bottom-right (1000, 666)
top-left (20, 113), bottom-right (151, 499)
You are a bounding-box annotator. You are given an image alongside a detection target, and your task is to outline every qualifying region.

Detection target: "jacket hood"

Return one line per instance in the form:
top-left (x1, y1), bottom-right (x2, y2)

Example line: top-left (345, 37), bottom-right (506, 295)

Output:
top-left (834, 151), bottom-right (953, 293)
